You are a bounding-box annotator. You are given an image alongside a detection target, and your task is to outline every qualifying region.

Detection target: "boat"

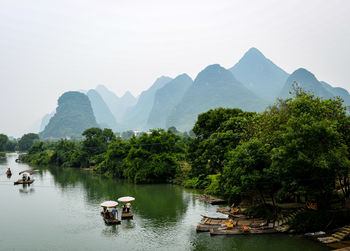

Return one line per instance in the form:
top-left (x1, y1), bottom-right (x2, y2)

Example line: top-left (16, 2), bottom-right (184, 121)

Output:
top-left (118, 196), bottom-right (135, 220)
top-left (196, 215), bottom-right (229, 232)
top-left (103, 216), bottom-right (121, 225)
top-left (209, 227), bottom-right (277, 235)
top-left (196, 194), bottom-right (227, 205)
top-left (121, 211), bottom-right (133, 219)
top-left (14, 179), bottom-right (35, 185)
top-left (100, 201), bottom-right (121, 225)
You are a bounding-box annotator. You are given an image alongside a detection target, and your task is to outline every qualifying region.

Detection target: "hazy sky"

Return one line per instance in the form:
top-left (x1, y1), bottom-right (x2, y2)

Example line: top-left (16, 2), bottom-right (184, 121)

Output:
top-left (0, 0), bottom-right (349, 137)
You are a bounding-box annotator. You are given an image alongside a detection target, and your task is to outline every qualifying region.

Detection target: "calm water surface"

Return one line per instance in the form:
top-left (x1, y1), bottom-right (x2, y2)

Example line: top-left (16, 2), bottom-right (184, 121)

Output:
top-left (0, 154), bottom-right (329, 251)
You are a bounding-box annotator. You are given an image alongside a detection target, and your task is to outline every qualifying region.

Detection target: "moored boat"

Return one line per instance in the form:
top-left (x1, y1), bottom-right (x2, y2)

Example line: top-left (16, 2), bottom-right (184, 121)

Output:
top-left (209, 227), bottom-right (277, 235)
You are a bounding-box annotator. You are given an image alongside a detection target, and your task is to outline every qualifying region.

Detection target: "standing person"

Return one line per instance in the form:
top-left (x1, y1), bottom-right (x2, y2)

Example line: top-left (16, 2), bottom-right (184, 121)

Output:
top-left (126, 203), bottom-right (131, 213)
top-left (112, 207), bottom-right (118, 219)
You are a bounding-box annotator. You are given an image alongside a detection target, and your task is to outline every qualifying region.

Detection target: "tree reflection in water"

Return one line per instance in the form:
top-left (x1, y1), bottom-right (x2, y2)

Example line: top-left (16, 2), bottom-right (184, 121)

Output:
top-left (46, 166), bottom-right (189, 228)
top-left (19, 183), bottom-right (35, 195)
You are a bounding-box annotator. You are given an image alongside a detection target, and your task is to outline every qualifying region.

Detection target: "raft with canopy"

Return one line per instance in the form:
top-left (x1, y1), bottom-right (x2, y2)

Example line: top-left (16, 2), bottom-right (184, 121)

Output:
top-left (100, 201), bottom-right (121, 225)
top-left (14, 172), bottom-right (34, 185)
top-left (118, 196), bottom-right (135, 219)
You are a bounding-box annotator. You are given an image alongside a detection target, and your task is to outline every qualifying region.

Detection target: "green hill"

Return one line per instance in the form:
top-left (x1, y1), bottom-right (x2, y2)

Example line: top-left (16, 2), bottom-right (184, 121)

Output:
top-left (122, 76), bottom-right (172, 129)
top-left (40, 91), bottom-right (98, 139)
top-left (229, 47), bottom-right (289, 102)
top-left (146, 74), bottom-right (193, 129)
top-left (280, 68), bottom-right (350, 106)
top-left (87, 89), bottom-right (118, 130)
top-left (166, 64), bottom-right (267, 131)
top-left (95, 85), bottom-right (137, 122)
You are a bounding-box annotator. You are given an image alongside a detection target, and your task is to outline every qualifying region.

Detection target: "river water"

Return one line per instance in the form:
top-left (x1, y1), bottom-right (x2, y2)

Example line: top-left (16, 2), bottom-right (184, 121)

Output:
top-left (0, 153), bottom-right (329, 251)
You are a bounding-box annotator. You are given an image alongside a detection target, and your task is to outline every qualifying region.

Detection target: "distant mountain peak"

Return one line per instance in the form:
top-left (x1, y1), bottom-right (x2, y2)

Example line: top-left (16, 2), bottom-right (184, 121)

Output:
top-left (96, 84), bottom-right (108, 91)
top-left (195, 64), bottom-right (238, 86)
top-left (229, 47), bottom-right (289, 101)
top-left (122, 91), bottom-right (135, 99)
top-left (292, 68), bottom-right (317, 79)
top-left (244, 47), bottom-right (265, 58)
top-left (175, 73), bottom-right (192, 81)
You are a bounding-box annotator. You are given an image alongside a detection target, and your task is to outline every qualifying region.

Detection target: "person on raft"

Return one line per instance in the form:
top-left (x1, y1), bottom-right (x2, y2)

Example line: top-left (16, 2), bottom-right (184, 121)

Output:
top-left (126, 203), bottom-right (131, 213)
top-left (112, 207), bottom-right (118, 219)
top-left (102, 207), bottom-right (108, 217)
top-left (6, 168), bottom-right (11, 175)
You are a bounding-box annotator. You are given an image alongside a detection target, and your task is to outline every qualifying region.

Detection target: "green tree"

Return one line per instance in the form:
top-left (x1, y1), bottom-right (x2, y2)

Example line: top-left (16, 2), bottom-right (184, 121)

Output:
top-left (18, 133), bottom-right (39, 151)
top-left (188, 108), bottom-right (257, 178)
top-left (220, 139), bottom-right (274, 204)
top-left (269, 92), bottom-right (350, 208)
top-left (0, 134), bottom-right (8, 152)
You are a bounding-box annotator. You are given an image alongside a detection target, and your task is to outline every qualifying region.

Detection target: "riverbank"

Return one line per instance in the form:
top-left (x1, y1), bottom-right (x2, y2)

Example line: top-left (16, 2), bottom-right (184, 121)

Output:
top-left (1, 153), bottom-right (329, 250)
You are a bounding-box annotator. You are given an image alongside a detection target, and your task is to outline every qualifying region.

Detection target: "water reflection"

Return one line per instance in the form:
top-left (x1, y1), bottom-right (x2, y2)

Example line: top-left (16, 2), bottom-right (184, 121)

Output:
top-left (19, 183), bottom-right (35, 195)
top-left (46, 166), bottom-right (189, 227)
top-left (102, 224), bottom-right (119, 237)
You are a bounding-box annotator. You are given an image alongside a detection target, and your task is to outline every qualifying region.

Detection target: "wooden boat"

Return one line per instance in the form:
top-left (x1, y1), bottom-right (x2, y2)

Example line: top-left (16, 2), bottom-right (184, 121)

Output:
top-left (121, 211), bottom-right (133, 219)
top-left (101, 211), bottom-right (121, 225)
top-left (210, 227), bottom-right (277, 235)
top-left (14, 179), bottom-right (35, 185)
top-left (196, 215), bottom-right (229, 232)
top-left (103, 217), bottom-right (121, 225)
top-left (196, 194), bottom-right (227, 205)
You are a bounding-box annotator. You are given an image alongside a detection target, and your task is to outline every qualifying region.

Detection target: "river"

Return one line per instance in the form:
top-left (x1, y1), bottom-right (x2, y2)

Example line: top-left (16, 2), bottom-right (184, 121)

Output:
top-left (0, 153), bottom-right (329, 250)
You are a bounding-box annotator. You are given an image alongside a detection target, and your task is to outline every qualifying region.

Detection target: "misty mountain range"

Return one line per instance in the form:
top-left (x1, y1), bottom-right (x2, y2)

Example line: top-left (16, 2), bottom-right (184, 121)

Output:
top-left (39, 47), bottom-right (350, 138)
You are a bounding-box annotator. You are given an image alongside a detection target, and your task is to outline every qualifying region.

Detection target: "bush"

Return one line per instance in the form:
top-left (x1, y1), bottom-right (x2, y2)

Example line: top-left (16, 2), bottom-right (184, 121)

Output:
top-left (289, 209), bottom-right (350, 233)
top-left (244, 204), bottom-right (280, 221)
top-left (204, 174), bottom-right (221, 195)
top-left (184, 174), bottom-right (209, 189)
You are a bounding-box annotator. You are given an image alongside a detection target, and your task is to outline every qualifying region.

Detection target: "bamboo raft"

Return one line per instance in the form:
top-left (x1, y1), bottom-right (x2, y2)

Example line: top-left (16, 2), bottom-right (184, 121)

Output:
top-left (14, 179), bottom-right (35, 185)
top-left (103, 218), bottom-right (121, 225)
top-left (210, 227), bottom-right (277, 235)
top-left (121, 211), bottom-right (133, 219)
top-left (196, 215), bottom-right (229, 232)
top-left (196, 215), bottom-right (274, 235)
top-left (101, 212), bottom-right (121, 225)
top-left (196, 194), bottom-right (227, 205)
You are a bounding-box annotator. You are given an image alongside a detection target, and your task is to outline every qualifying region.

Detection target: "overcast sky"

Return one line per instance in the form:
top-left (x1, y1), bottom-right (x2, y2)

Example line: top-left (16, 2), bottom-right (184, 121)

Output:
top-left (0, 0), bottom-right (349, 137)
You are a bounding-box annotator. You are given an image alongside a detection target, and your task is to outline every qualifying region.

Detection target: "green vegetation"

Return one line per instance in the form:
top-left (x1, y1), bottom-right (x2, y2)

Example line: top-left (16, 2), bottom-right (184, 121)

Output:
top-left (289, 210), bottom-right (350, 233)
top-left (22, 89), bottom-right (350, 222)
top-left (18, 133), bottom-right (39, 151)
top-left (0, 134), bottom-right (8, 152)
top-left (166, 64), bottom-right (267, 131)
top-left (0, 133), bottom-right (21, 153)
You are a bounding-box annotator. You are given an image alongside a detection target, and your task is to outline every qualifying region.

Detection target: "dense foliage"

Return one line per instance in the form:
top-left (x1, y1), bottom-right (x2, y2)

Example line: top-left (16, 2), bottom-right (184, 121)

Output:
top-left (22, 90), bottom-right (350, 212)
top-left (22, 128), bottom-right (186, 184)
top-left (18, 133), bottom-right (39, 151)
top-left (0, 134), bottom-right (8, 152)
